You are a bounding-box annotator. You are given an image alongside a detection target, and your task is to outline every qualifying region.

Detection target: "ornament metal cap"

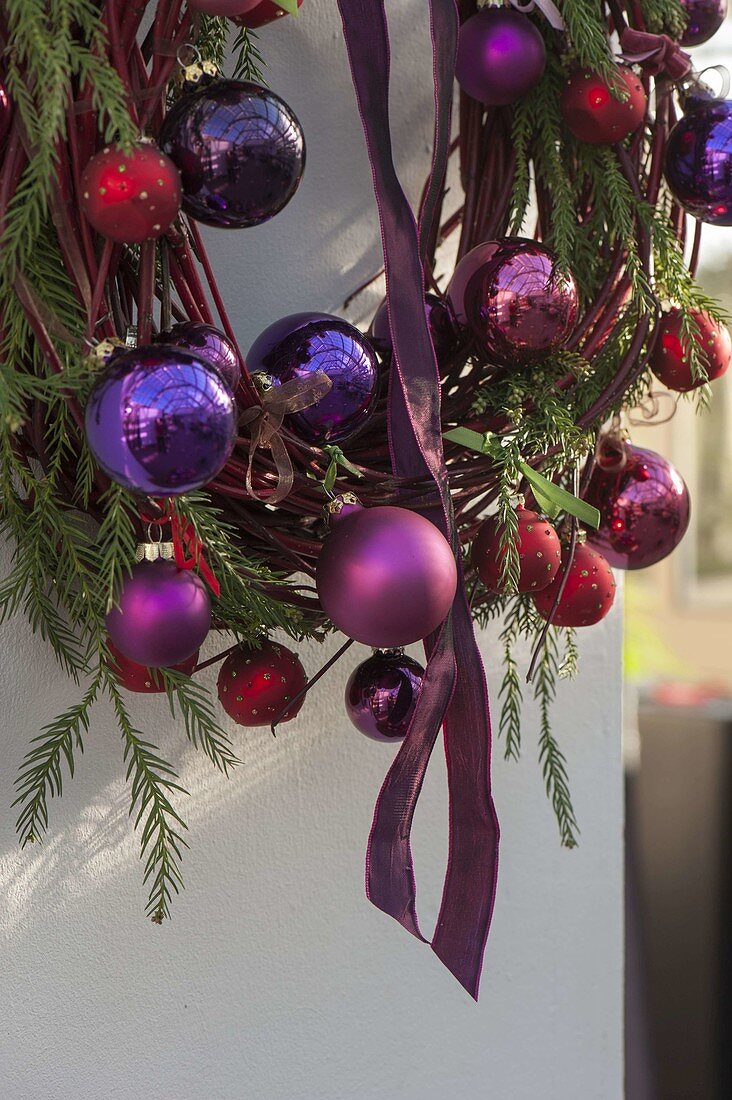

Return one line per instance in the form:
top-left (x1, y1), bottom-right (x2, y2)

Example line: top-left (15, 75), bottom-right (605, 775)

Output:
top-left (323, 492), bottom-right (362, 521)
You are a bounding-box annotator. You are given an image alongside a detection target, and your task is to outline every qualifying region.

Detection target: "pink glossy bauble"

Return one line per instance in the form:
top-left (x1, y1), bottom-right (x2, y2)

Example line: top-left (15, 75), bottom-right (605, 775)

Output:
top-left (456, 9), bottom-right (546, 106)
top-left (106, 560), bottom-right (211, 667)
top-left (345, 650), bottom-right (424, 742)
top-left (187, 0), bottom-right (261, 14)
top-left (448, 237), bottom-right (579, 364)
top-left (585, 445), bottom-right (691, 569)
top-left (316, 506), bottom-right (458, 647)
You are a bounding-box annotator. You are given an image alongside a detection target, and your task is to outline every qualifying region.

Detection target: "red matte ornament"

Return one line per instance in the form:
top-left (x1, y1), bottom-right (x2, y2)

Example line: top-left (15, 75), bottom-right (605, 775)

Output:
top-left (650, 308), bottom-right (731, 392)
top-left (188, 0), bottom-right (261, 14)
top-left (471, 507), bottom-right (561, 594)
top-left (81, 144), bottom-right (181, 244)
top-left (233, 0), bottom-right (303, 27)
top-left (107, 640), bottom-right (198, 693)
top-left (533, 542), bottom-right (616, 627)
top-left (560, 66), bottom-right (646, 145)
top-left (217, 640), bottom-right (307, 726)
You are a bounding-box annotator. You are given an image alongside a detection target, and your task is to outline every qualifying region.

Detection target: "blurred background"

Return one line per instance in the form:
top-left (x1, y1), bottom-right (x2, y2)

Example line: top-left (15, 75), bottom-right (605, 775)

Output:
top-left (624, 18), bottom-right (732, 1099)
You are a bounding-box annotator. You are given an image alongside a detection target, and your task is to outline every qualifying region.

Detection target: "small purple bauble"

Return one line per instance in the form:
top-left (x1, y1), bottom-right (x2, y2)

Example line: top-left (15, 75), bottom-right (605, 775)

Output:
top-left (680, 0), bottom-right (727, 46)
top-left (665, 97), bottom-right (732, 225)
top-left (345, 650), bottom-right (425, 742)
top-left (156, 322), bottom-right (240, 392)
top-left (106, 560), bottom-right (212, 667)
top-left (585, 445), bottom-right (691, 570)
top-left (369, 293), bottom-right (457, 360)
top-left (456, 9), bottom-right (546, 106)
top-left (159, 79), bottom-right (305, 228)
top-left (448, 237), bottom-right (579, 364)
top-left (316, 506), bottom-right (458, 647)
top-left (85, 345), bottom-right (236, 495)
top-left (247, 312), bottom-right (379, 445)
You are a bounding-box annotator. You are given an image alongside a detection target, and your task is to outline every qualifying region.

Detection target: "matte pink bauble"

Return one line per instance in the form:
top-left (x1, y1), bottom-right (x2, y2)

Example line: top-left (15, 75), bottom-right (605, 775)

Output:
top-left (585, 445), bottom-right (691, 569)
top-left (316, 506), bottom-right (457, 647)
top-left (187, 0), bottom-right (261, 14)
top-left (106, 560), bottom-right (212, 667)
top-left (456, 9), bottom-right (546, 106)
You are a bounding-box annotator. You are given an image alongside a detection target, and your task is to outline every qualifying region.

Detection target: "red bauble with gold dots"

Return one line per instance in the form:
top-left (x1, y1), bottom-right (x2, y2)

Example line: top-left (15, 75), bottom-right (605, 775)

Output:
top-left (81, 144), bottom-right (181, 244)
top-left (533, 542), bottom-right (616, 627)
top-left (471, 506), bottom-right (561, 594)
top-left (186, 0), bottom-right (260, 15)
top-left (560, 66), bottom-right (646, 146)
top-left (107, 640), bottom-right (198, 694)
top-left (233, 0), bottom-right (303, 26)
top-left (650, 308), bottom-right (731, 392)
top-left (217, 640), bottom-right (307, 726)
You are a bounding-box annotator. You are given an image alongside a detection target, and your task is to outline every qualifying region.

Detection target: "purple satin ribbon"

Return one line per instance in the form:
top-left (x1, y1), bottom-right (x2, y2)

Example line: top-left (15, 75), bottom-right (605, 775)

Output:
top-left (337, 0), bottom-right (500, 999)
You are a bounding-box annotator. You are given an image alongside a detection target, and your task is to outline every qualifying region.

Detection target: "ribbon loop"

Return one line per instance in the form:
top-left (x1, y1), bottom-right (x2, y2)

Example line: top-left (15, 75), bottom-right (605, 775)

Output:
top-left (619, 28), bottom-right (692, 81)
top-left (241, 371), bottom-right (332, 505)
top-left (510, 0), bottom-right (565, 32)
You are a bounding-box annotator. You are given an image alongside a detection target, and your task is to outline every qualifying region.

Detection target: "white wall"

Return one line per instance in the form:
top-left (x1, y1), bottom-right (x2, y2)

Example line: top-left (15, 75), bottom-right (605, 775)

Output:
top-left (0, 3), bottom-right (624, 1097)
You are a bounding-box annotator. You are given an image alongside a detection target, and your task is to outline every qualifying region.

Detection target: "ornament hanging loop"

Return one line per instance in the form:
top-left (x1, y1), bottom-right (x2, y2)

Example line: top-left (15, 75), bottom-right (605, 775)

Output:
top-left (679, 64), bottom-right (731, 107)
top-left (509, 0), bottom-right (565, 31)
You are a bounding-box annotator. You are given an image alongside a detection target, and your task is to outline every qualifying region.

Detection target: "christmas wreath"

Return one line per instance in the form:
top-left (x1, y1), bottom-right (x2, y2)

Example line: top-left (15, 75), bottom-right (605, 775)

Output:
top-left (1, 0), bottom-right (729, 996)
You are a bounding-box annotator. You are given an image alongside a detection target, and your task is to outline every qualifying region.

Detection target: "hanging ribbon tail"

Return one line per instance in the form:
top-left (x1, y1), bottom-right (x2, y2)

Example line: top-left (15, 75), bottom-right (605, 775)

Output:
top-left (338, 0), bottom-right (499, 998)
top-left (619, 28), bottom-right (692, 81)
top-left (240, 371), bottom-right (331, 504)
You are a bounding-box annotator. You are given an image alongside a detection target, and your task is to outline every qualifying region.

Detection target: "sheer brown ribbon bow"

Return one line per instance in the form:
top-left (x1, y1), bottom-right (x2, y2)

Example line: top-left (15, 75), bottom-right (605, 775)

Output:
top-left (240, 371), bottom-right (332, 504)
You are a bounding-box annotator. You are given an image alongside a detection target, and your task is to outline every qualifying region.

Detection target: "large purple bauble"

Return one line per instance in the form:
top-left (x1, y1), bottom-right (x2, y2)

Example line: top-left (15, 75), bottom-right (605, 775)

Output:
top-left (316, 506), bottom-right (458, 647)
top-left (680, 0), bottom-right (727, 46)
top-left (159, 79), bottom-right (305, 228)
top-left (345, 650), bottom-right (425, 742)
top-left (85, 345), bottom-right (236, 495)
top-left (448, 237), bottom-right (579, 364)
top-left (155, 322), bottom-right (240, 392)
top-left (585, 445), bottom-right (691, 570)
top-left (106, 560), bottom-right (211, 667)
top-left (246, 312), bottom-right (379, 445)
top-left (456, 9), bottom-right (546, 106)
top-left (369, 293), bottom-right (457, 360)
top-left (665, 97), bottom-right (732, 225)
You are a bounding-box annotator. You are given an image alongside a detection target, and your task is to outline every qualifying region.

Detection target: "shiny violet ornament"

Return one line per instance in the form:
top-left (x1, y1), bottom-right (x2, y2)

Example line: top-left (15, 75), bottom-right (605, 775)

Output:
top-left (85, 345), bottom-right (236, 495)
top-left (246, 312), bottom-right (379, 444)
top-left (664, 95), bottom-right (732, 225)
top-left (680, 0), bottom-right (727, 46)
top-left (106, 560), bottom-right (212, 668)
top-left (316, 505), bottom-right (458, 648)
top-left (369, 293), bottom-right (457, 360)
top-left (155, 322), bottom-right (240, 392)
top-left (159, 79), bottom-right (305, 229)
top-left (585, 444), bottom-right (691, 570)
top-left (456, 9), bottom-right (546, 106)
top-left (448, 237), bottom-right (579, 364)
top-left (345, 650), bottom-right (425, 742)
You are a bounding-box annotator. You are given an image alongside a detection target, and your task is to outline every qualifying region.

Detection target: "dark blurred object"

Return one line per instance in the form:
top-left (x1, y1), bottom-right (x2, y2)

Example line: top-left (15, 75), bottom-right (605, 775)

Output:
top-left (626, 700), bottom-right (732, 1098)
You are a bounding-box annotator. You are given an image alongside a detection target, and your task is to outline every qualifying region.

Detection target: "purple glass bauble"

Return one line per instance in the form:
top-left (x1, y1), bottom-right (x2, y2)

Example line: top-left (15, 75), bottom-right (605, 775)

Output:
top-left (680, 0), bottom-right (727, 46)
top-left (246, 312), bottom-right (379, 444)
top-left (159, 79), bottom-right (305, 229)
top-left (156, 322), bottom-right (240, 392)
top-left (85, 345), bottom-right (236, 495)
top-left (585, 445), bottom-right (691, 570)
top-left (665, 97), bottom-right (732, 225)
top-left (345, 650), bottom-right (425, 742)
top-left (447, 237), bottom-right (579, 364)
top-left (316, 506), bottom-right (458, 647)
top-left (106, 560), bottom-right (212, 667)
top-left (369, 293), bottom-right (457, 359)
top-left (456, 9), bottom-right (546, 106)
